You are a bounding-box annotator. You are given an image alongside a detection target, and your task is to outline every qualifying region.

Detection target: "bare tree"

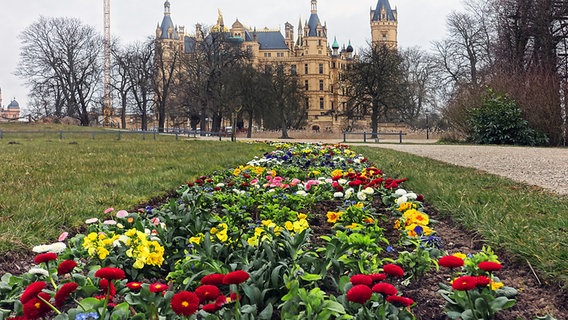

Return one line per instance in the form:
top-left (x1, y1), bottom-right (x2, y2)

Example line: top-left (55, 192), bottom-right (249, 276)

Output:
top-left (16, 16), bottom-right (103, 125)
top-left (111, 41), bottom-right (133, 129)
top-left (344, 43), bottom-right (406, 138)
top-left (123, 40), bottom-right (155, 131)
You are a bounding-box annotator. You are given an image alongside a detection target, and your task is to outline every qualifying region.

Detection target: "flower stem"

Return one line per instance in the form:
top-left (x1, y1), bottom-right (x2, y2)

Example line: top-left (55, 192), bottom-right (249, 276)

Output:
top-left (465, 290), bottom-right (477, 318)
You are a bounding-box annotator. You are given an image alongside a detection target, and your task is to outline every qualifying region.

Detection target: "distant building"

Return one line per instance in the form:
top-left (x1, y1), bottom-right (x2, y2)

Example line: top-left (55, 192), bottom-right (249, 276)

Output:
top-left (155, 0), bottom-right (398, 131)
top-left (0, 88), bottom-right (21, 121)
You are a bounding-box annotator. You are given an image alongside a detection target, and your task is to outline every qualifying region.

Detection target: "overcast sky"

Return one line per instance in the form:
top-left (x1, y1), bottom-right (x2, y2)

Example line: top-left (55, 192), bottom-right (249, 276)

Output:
top-left (0, 0), bottom-right (465, 115)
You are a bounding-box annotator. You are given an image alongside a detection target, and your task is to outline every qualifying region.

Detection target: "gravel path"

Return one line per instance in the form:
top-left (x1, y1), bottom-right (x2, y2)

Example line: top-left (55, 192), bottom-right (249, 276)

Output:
top-left (365, 144), bottom-right (568, 196)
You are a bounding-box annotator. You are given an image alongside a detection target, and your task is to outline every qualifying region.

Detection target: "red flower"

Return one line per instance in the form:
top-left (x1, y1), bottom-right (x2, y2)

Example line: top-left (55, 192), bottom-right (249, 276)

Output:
top-left (372, 282), bottom-right (398, 296)
top-left (452, 276), bottom-right (478, 291)
top-left (350, 274), bottom-right (373, 287)
top-left (223, 270), bottom-right (250, 285)
top-left (126, 282), bottom-right (143, 291)
top-left (202, 303), bottom-right (219, 313)
top-left (149, 282), bottom-right (168, 293)
top-left (438, 256), bottom-right (465, 269)
top-left (20, 281), bottom-right (46, 304)
top-left (386, 295), bottom-right (414, 307)
top-left (383, 264), bottom-right (404, 278)
top-left (478, 261), bottom-right (502, 272)
top-left (34, 252), bottom-right (57, 264)
top-left (170, 291), bottom-right (199, 316)
top-left (201, 273), bottom-right (226, 286)
top-left (229, 292), bottom-right (241, 302)
top-left (475, 276), bottom-right (491, 287)
top-left (94, 267), bottom-right (125, 280)
top-left (23, 292), bottom-right (52, 319)
top-left (195, 285), bottom-right (222, 302)
top-left (99, 279), bottom-right (117, 298)
top-left (54, 282), bottom-right (78, 307)
top-left (57, 260), bottom-right (78, 275)
top-left (346, 284), bottom-right (373, 304)
top-left (369, 273), bottom-right (387, 282)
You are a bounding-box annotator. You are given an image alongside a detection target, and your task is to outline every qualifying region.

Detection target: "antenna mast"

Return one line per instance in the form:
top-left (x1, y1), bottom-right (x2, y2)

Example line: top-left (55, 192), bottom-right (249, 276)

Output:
top-left (103, 0), bottom-right (112, 126)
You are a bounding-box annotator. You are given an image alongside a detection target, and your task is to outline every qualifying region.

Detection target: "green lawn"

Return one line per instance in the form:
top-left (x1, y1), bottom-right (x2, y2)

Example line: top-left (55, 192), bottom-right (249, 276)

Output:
top-left (0, 135), bottom-right (270, 252)
top-left (353, 146), bottom-right (568, 286)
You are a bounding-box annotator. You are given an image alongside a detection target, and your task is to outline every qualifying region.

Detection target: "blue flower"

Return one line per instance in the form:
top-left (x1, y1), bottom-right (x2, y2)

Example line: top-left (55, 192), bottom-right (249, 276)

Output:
top-left (76, 312), bottom-right (99, 320)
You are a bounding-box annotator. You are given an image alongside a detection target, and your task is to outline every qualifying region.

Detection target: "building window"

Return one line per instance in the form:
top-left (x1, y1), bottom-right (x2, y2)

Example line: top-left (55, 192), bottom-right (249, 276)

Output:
top-left (291, 64), bottom-right (297, 75)
top-left (304, 64), bottom-right (309, 74)
top-left (318, 39), bottom-right (322, 46)
top-left (305, 98), bottom-right (310, 108)
top-left (319, 79), bottom-right (324, 91)
top-left (277, 52), bottom-right (285, 57)
top-left (263, 52), bottom-right (272, 57)
top-left (305, 80), bottom-right (309, 91)
top-left (332, 62), bottom-right (336, 69)
top-left (319, 64), bottom-right (323, 74)
top-left (319, 97), bottom-right (324, 109)
top-left (382, 33), bottom-right (387, 41)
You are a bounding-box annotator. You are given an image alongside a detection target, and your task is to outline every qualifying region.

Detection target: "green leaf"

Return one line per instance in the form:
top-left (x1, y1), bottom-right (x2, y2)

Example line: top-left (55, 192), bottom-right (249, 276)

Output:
top-left (258, 303), bottom-right (274, 319)
top-left (240, 304), bottom-right (257, 314)
top-left (322, 301), bottom-right (346, 314)
top-left (490, 297), bottom-right (516, 311)
top-left (300, 273), bottom-right (322, 281)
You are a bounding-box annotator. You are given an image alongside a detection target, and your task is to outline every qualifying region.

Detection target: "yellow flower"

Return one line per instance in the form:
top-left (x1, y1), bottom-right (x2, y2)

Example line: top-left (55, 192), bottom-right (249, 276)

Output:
top-left (310, 170), bottom-right (321, 176)
top-left (327, 211), bottom-right (343, 224)
top-left (273, 226), bottom-right (283, 235)
top-left (284, 221), bottom-right (294, 231)
top-left (97, 247), bottom-right (109, 260)
top-left (125, 228), bottom-right (137, 237)
top-left (453, 252), bottom-right (467, 260)
top-left (354, 202), bottom-right (364, 209)
top-left (397, 202), bottom-right (413, 212)
top-left (133, 259), bottom-right (145, 269)
top-left (394, 220), bottom-right (401, 230)
top-left (247, 236), bottom-right (259, 246)
top-left (331, 169), bottom-right (344, 178)
top-left (233, 168), bottom-right (242, 176)
top-left (216, 229), bottom-right (228, 242)
top-left (363, 217), bottom-right (374, 224)
top-left (189, 234), bottom-right (203, 245)
top-left (297, 213), bottom-right (307, 220)
top-left (293, 219), bottom-right (309, 233)
top-left (210, 227), bottom-right (218, 235)
top-left (254, 227), bottom-right (264, 237)
top-left (261, 220), bottom-right (276, 229)
top-left (491, 281), bottom-right (504, 290)
top-left (408, 211), bottom-right (429, 226)
top-left (345, 223), bottom-right (360, 229)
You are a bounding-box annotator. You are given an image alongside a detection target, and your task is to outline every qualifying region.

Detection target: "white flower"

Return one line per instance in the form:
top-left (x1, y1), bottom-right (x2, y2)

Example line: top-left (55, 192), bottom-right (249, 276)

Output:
top-left (345, 188), bottom-right (354, 199)
top-left (354, 158), bottom-right (361, 164)
top-left (49, 242), bottom-right (67, 254)
top-left (117, 223), bottom-right (124, 229)
top-left (338, 178), bottom-right (347, 185)
top-left (357, 191), bottom-right (367, 201)
top-left (333, 192), bottom-right (344, 198)
top-left (395, 196), bottom-right (408, 204)
top-left (216, 183), bottom-right (225, 188)
top-left (268, 189), bottom-right (276, 193)
top-left (296, 190), bottom-right (307, 196)
top-left (85, 218), bottom-right (99, 224)
top-left (32, 244), bottom-right (52, 253)
top-left (116, 210), bottom-right (129, 218)
top-left (28, 267), bottom-right (49, 277)
top-left (363, 187), bottom-right (374, 195)
top-left (325, 178), bottom-right (333, 184)
top-left (103, 220), bottom-right (117, 225)
top-left (395, 189), bottom-right (407, 196)
top-left (406, 192), bottom-right (418, 200)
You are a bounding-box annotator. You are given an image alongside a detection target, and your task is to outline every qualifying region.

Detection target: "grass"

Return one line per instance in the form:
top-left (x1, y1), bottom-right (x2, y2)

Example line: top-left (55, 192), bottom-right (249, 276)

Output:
top-left (0, 131), bottom-right (271, 252)
top-left (353, 146), bottom-right (568, 287)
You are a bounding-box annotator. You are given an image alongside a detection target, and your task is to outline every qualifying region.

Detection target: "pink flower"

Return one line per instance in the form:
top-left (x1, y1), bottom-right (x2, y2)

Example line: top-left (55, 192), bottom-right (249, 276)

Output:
top-left (104, 207), bottom-right (114, 214)
top-left (290, 178), bottom-right (301, 186)
top-left (150, 217), bottom-right (160, 226)
top-left (103, 220), bottom-right (117, 225)
top-left (85, 218), bottom-right (99, 224)
top-left (304, 180), bottom-right (320, 191)
top-left (116, 210), bottom-right (129, 218)
top-left (58, 232), bottom-right (69, 242)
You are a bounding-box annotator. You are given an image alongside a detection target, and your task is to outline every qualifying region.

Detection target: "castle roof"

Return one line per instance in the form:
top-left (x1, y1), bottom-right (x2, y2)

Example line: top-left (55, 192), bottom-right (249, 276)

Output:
top-left (251, 30), bottom-right (288, 50)
top-left (7, 99), bottom-right (19, 109)
top-left (372, 0), bottom-right (396, 22)
top-left (159, 1), bottom-right (180, 39)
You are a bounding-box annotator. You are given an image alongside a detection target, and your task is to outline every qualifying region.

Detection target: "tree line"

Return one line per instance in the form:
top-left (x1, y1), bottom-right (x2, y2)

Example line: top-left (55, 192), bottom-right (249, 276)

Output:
top-left (16, 0), bottom-right (568, 145)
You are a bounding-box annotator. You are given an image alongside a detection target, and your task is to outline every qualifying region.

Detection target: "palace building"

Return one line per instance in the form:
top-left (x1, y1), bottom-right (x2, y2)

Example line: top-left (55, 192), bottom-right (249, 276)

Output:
top-left (155, 0), bottom-right (397, 131)
top-left (0, 88), bottom-right (21, 122)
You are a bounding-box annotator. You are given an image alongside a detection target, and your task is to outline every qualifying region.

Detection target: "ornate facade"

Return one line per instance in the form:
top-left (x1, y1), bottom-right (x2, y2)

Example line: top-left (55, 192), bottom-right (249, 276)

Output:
top-left (0, 88), bottom-right (21, 121)
top-left (155, 0), bottom-right (397, 131)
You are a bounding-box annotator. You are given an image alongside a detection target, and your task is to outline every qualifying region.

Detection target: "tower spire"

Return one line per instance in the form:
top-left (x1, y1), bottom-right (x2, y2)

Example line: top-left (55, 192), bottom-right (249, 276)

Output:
top-left (311, 0), bottom-right (317, 14)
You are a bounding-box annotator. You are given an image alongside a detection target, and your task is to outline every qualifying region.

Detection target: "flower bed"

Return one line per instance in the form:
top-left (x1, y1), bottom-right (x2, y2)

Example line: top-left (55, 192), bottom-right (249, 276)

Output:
top-left (0, 143), bottom-right (542, 319)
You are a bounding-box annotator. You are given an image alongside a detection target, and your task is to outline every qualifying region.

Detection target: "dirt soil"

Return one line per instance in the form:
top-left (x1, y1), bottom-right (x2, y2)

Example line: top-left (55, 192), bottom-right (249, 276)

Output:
top-left (1, 199), bottom-right (566, 320)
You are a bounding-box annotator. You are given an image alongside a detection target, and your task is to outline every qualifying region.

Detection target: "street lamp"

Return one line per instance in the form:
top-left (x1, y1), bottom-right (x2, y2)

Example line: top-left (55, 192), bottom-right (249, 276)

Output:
top-left (425, 110), bottom-right (430, 140)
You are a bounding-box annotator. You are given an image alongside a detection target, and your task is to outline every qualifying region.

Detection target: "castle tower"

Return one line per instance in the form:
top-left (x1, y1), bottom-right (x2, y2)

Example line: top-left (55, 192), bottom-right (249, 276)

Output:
top-left (370, 0), bottom-right (398, 47)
